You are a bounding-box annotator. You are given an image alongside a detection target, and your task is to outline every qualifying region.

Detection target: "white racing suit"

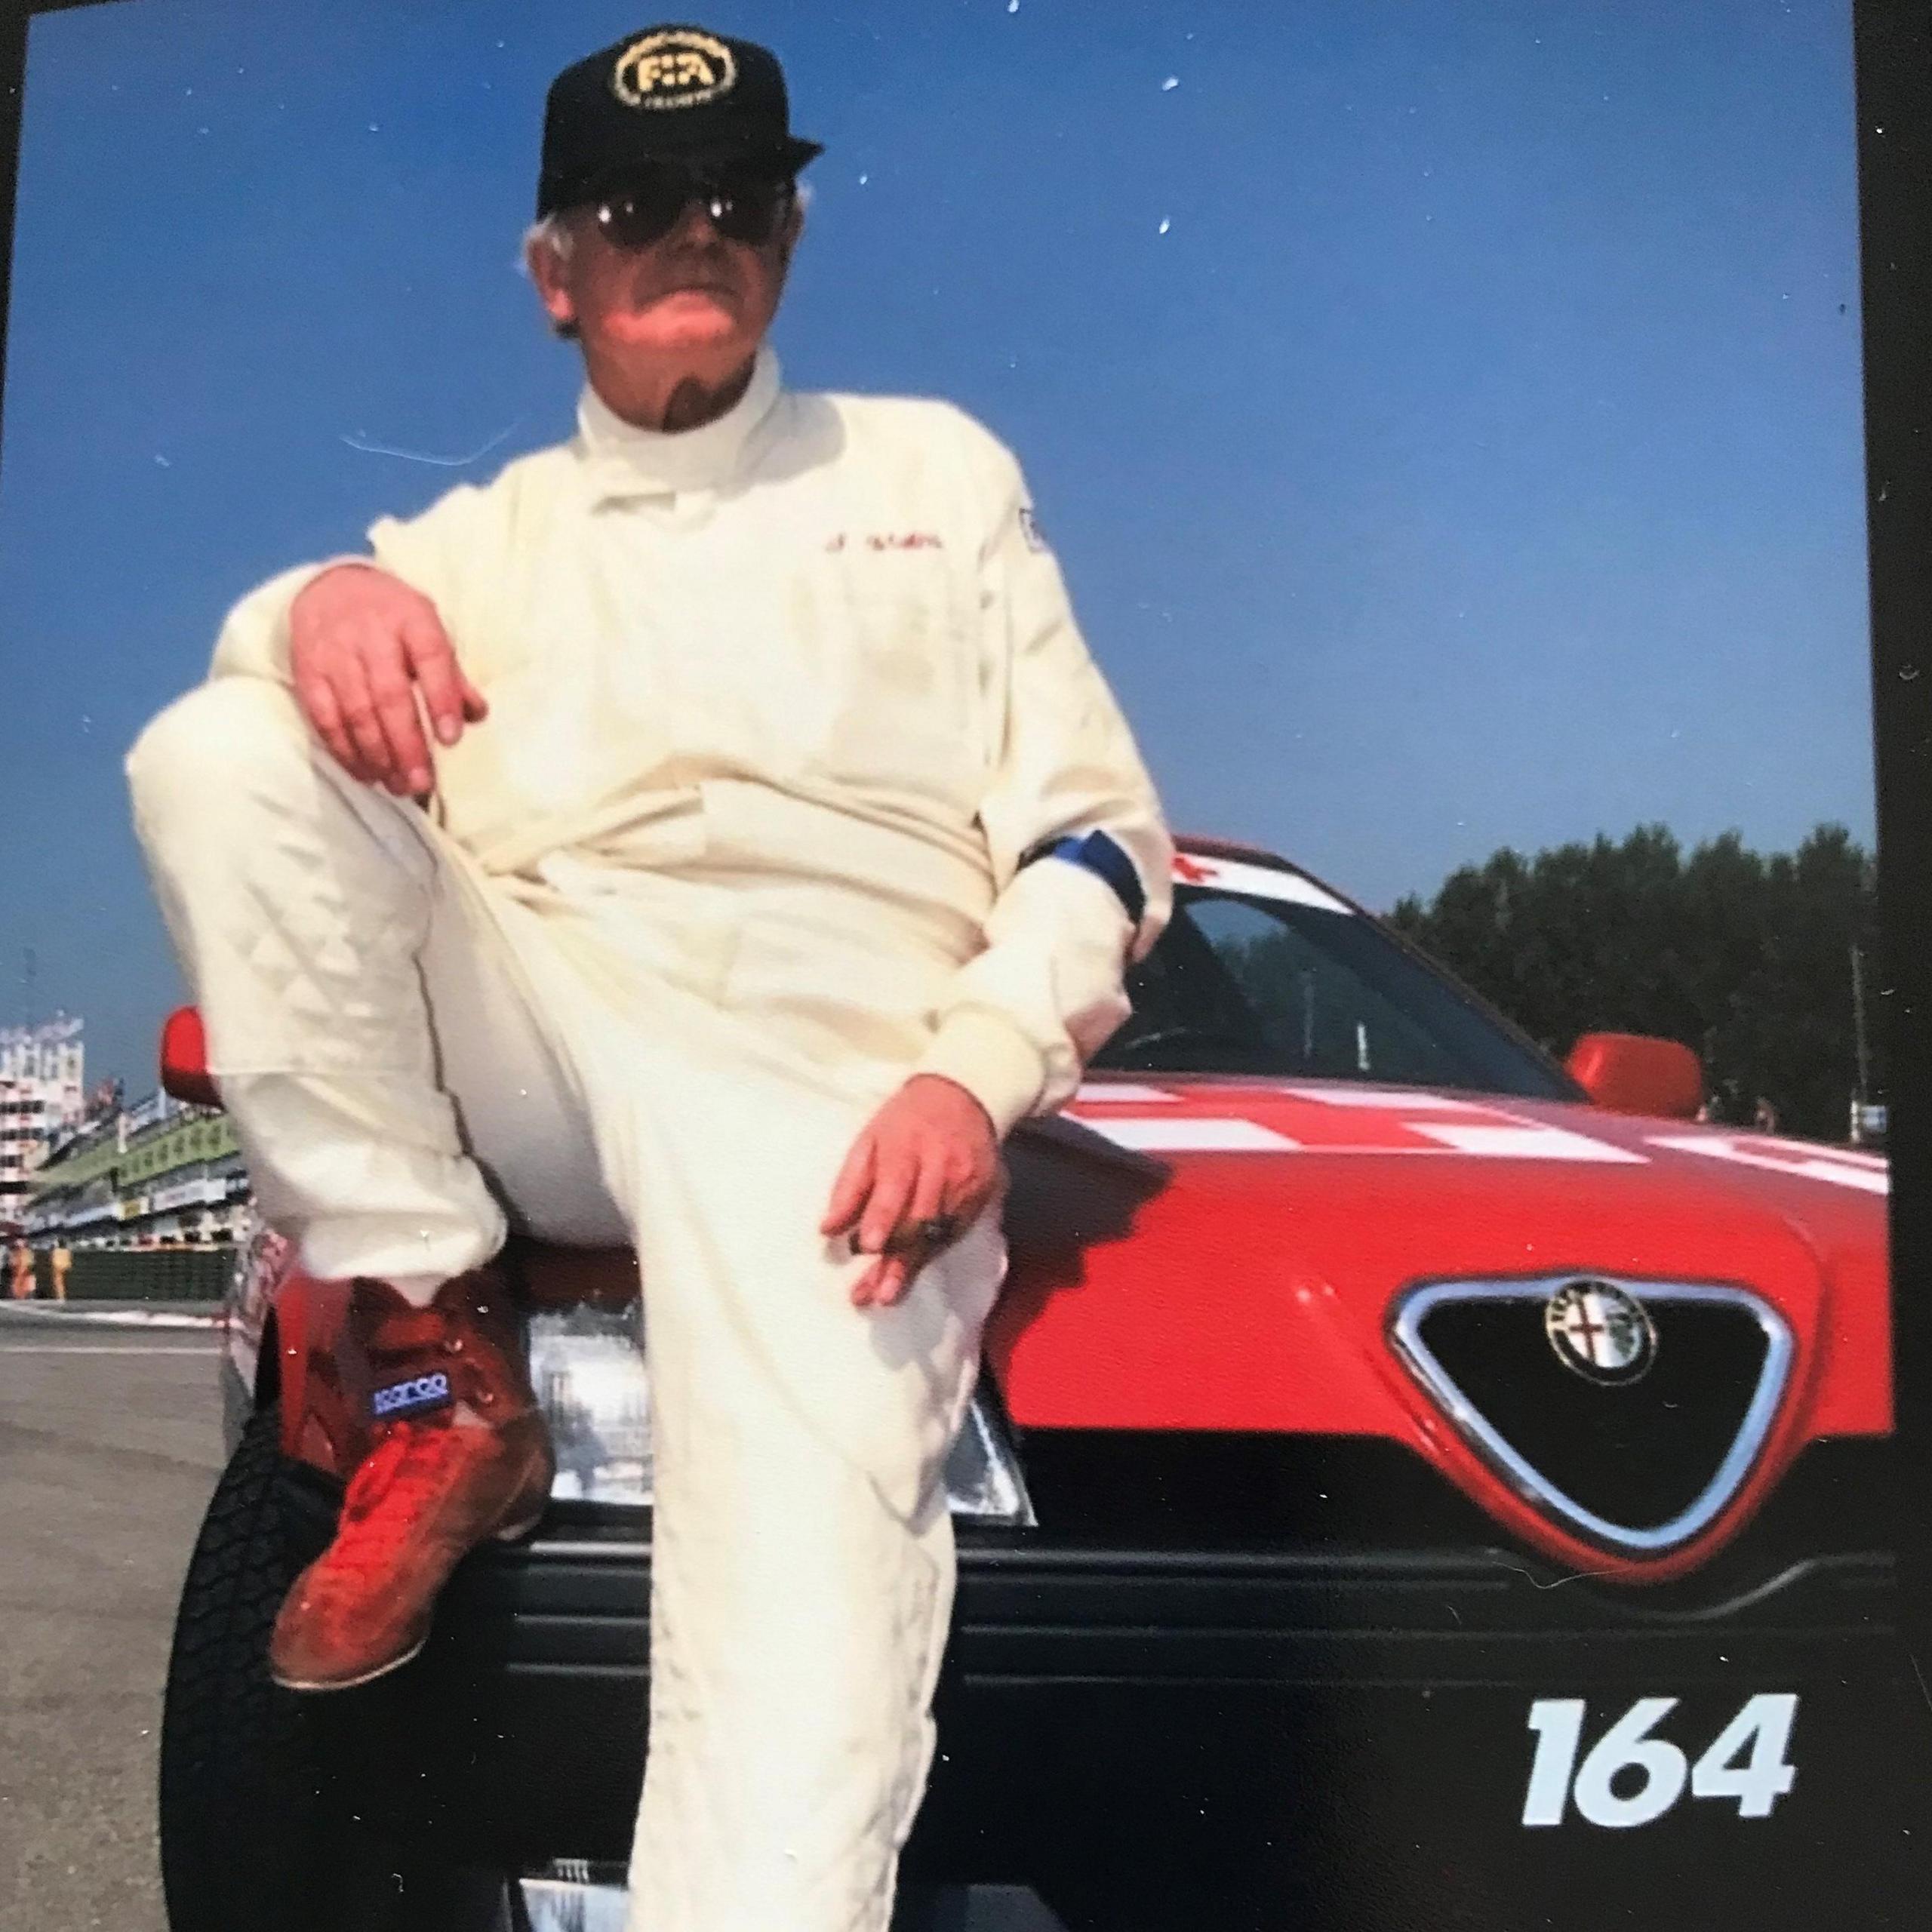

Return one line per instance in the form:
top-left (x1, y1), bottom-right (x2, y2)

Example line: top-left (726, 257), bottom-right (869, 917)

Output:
top-left (127, 348), bottom-right (1173, 1931)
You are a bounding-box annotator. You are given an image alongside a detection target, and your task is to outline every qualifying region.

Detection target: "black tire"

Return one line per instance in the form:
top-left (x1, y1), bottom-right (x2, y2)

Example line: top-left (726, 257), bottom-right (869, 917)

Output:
top-left (158, 1404), bottom-right (520, 1932)
top-left (158, 1402), bottom-right (351, 1932)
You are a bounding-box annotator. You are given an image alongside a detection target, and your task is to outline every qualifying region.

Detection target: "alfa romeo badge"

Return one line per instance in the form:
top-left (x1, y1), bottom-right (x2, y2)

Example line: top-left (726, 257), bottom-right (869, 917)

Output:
top-left (1544, 1279), bottom-right (1657, 1385)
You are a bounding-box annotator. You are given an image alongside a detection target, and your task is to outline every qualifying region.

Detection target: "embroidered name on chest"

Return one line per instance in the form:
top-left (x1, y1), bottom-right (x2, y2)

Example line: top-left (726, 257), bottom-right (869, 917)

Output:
top-left (823, 531), bottom-right (946, 553)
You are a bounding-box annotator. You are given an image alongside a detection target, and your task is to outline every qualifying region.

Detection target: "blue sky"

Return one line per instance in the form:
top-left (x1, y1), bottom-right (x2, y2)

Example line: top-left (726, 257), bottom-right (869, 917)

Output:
top-left (0, 0), bottom-right (1872, 1090)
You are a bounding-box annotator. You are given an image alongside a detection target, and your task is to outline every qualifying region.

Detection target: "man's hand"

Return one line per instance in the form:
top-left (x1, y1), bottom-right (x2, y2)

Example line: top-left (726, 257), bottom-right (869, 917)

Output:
top-left (289, 563), bottom-right (488, 795)
top-left (821, 1075), bottom-right (1001, 1309)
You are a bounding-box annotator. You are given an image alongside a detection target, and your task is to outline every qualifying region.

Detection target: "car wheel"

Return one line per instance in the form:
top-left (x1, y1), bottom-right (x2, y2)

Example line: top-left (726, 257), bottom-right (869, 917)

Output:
top-left (160, 1401), bottom-right (527, 1932)
top-left (158, 1401), bottom-right (357, 1932)
top-left (162, 1406), bottom-right (435, 1932)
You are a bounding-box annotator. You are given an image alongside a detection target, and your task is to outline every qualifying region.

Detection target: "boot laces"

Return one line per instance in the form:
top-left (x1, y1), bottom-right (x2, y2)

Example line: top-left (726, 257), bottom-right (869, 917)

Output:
top-left (329, 1419), bottom-right (470, 1583)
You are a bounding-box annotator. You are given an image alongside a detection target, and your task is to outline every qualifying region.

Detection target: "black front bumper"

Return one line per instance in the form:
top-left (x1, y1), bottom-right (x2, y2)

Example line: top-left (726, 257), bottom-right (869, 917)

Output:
top-left (278, 1434), bottom-right (1927, 1932)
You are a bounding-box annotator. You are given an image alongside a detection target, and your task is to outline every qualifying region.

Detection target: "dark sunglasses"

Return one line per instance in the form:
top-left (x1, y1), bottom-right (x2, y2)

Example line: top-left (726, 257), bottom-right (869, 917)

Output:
top-left (590, 166), bottom-right (796, 251)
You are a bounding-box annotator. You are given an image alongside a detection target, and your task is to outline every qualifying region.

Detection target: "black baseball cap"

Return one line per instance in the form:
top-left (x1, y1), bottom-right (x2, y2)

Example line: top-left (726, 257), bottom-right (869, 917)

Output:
top-left (537, 23), bottom-right (823, 219)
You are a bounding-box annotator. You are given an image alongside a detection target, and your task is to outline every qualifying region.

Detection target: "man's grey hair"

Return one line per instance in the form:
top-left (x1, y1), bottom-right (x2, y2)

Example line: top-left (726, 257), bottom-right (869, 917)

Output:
top-left (521, 215), bottom-right (582, 339)
top-left (521, 213), bottom-right (577, 272)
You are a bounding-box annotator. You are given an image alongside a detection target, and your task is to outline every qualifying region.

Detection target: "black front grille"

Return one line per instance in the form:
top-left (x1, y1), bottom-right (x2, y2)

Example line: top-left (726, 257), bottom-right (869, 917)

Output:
top-left (1410, 1291), bottom-right (1774, 1537)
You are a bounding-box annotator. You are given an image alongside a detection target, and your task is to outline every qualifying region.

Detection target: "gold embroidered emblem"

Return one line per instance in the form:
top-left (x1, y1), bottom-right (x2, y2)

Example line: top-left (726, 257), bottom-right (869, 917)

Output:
top-left (611, 29), bottom-right (739, 110)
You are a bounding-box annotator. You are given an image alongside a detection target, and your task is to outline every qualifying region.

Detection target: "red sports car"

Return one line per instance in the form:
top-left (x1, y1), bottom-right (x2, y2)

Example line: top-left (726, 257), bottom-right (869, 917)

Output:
top-left (157, 837), bottom-right (1912, 1932)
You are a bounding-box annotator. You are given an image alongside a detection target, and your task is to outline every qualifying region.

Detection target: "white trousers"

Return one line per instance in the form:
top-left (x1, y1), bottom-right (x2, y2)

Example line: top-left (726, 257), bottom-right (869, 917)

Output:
top-left (126, 678), bottom-right (1007, 1932)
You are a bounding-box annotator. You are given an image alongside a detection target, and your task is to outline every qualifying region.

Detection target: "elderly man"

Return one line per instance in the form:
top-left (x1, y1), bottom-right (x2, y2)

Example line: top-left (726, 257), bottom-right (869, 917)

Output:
top-left (127, 23), bottom-right (1170, 1931)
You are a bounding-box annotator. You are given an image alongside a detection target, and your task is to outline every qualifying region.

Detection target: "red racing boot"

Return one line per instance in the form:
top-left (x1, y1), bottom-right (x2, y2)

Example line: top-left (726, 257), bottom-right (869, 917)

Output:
top-left (268, 1264), bottom-right (554, 1692)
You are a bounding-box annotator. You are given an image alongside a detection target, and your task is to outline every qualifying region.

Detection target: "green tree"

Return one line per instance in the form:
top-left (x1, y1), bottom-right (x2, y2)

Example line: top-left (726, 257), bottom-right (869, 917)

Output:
top-left (1389, 824), bottom-right (1880, 1140)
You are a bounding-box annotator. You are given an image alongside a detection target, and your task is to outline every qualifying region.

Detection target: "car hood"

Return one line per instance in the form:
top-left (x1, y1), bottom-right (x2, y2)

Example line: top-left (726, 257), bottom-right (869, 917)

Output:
top-left (987, 1074), bottom-right (1888, 1578)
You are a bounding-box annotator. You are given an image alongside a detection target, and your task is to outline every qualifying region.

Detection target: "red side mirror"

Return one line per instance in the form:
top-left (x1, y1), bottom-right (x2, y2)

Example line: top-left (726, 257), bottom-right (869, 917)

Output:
top-left (160, 1006), bottom-right (223, 1109)
top-left (1564, 1032), bottom-right (1703, 1121)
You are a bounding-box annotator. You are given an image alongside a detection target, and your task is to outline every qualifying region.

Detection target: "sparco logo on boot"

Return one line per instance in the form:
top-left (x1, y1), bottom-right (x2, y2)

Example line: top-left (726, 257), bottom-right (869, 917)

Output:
top-left (372, 1371), bottom-right (453, 1418)
top-left (611, 30), bottom-right (738, 109)
top-left (1543, 1280), bottom-right (1657, 1385)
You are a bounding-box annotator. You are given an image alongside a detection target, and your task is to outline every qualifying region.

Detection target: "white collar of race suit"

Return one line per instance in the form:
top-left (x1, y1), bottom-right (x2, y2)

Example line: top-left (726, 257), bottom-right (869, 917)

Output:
top-left (574, 345), bottom-right (783, 502)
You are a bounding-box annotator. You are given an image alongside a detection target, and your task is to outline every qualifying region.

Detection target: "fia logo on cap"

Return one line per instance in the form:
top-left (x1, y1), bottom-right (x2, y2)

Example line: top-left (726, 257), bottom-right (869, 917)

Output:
top-left (611, 29), bottom-right (739, 110)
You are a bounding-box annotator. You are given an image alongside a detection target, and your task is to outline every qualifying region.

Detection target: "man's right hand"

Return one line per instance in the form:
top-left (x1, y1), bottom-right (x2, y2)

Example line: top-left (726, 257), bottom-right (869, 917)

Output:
top-left (289, 563), bottom-right (488, 795)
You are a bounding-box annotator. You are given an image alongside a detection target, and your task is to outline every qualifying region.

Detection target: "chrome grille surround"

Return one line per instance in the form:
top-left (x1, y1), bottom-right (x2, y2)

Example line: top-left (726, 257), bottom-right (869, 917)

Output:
top-left (1388, 1275), bottom-right (1794, 1558)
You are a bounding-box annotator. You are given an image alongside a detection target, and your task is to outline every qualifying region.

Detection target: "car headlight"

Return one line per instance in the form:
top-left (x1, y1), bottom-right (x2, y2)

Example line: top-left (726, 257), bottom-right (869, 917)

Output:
top-left (528, 1305), bottom-right (1037, 1525)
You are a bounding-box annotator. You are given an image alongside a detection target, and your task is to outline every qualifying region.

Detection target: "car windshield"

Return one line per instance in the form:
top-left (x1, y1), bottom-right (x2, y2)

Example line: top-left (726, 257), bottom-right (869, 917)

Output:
top-left (1092, 879), bottom-right (1579, 1101)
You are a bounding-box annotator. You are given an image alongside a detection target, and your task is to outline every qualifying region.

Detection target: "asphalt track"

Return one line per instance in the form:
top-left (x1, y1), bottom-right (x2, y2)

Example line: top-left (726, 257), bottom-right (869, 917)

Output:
top-left (0, 1303), bottom-right (226, 1931)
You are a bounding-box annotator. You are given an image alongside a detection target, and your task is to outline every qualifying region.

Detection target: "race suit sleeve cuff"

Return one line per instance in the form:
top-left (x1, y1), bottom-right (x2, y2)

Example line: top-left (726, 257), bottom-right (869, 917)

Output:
top-left (207, 555), bottom-right (374, 682)
top-left (914, 1007), bottom-right (1049, 1141)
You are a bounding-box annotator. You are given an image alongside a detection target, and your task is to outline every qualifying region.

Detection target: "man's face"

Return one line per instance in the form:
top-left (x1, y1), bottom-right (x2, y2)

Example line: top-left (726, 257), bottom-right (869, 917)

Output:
top-left (532, 170), bottom-right (802, 397)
